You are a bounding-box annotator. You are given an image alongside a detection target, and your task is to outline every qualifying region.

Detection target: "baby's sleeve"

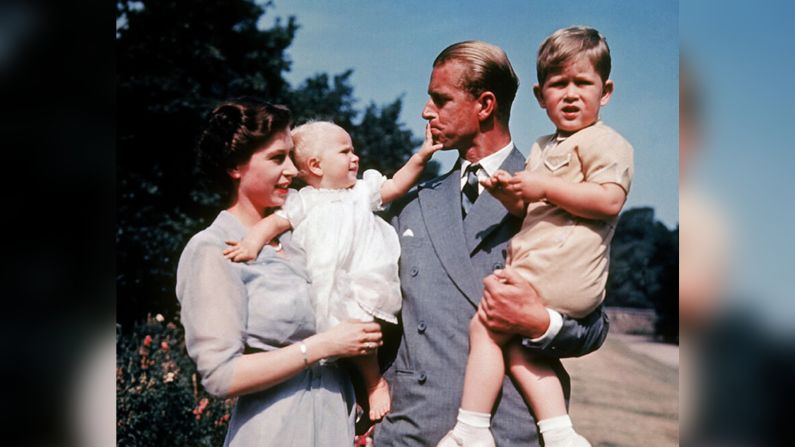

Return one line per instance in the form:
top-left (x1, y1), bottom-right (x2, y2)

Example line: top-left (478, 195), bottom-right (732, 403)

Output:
top-left (361, 169), bottom-right (388, 212)
top-left (577, 128), bottom-right (634, 194)
top-left (275, 188), bottom-right (305, 227)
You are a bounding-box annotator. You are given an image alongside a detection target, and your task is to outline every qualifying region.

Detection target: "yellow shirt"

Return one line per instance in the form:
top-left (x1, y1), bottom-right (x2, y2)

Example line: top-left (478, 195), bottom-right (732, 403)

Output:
top-left (507, 121), bottom-right (634, 318)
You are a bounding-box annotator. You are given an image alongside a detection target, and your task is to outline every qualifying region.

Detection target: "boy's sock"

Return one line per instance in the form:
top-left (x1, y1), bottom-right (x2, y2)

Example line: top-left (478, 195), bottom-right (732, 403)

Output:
top-left (445, 408), bottom-right (493, 445)
top-left (537, 415), bottom-right (591, 447)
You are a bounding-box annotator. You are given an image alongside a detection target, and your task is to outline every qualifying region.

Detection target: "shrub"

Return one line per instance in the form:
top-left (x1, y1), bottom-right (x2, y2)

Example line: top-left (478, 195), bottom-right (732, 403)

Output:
top-left (117, 315), bottom-right (233, 446)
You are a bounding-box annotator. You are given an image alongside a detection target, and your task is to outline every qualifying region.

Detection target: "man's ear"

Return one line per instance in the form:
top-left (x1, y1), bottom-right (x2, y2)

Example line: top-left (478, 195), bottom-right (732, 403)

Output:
top-left (533, 84), bottom-right (546, 108)
top-left (476, 91), bottom-right (497, 121)
top-left (600, 80), bottom-right (614, 106)
top-left (227, 166), bottom-right (242, 180)
top-left (307, 156), bottom-right (323, 177)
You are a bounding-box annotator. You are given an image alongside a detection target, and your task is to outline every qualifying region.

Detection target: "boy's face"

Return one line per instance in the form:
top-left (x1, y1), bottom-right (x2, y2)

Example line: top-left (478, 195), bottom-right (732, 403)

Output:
top-left (534, 55), bottom-right (613, 134)
top-left (317, 126), bottom-right (359, 189)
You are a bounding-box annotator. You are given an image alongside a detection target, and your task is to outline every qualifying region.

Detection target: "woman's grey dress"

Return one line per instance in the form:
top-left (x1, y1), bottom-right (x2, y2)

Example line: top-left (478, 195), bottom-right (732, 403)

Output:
top-left (176, 211), bottom-right (356, 446)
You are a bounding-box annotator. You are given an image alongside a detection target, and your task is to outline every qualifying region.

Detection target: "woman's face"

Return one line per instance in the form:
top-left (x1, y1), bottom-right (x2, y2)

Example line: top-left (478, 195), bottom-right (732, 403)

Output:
top-left (232, 128), bottom-right (297, 211)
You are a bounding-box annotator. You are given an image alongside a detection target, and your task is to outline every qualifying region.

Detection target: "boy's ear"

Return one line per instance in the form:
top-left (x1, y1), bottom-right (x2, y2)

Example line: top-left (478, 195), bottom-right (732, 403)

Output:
top-left (533, 84), bottom-right (546, 108)
top-left (307, 156), bottom-right (323, 177)
top-left (476, 91), bottom-right (497, 121)
top-left (600, 80), bottom-right (615, 106)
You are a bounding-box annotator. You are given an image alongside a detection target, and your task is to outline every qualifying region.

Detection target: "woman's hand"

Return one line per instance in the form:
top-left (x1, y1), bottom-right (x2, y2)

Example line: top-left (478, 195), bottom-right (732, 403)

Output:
top-left (313, 320), bottom-right (383, 358)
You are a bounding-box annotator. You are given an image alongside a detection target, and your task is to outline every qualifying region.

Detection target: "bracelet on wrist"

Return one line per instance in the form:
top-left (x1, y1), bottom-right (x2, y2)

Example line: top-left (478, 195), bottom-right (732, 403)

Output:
top-left (298, 341), bottom-right (309, 369)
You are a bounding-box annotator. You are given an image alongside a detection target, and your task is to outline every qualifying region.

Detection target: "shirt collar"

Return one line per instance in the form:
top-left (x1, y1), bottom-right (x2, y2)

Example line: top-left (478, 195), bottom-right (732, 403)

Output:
top-left (459, 140), bottom-right (514, 180)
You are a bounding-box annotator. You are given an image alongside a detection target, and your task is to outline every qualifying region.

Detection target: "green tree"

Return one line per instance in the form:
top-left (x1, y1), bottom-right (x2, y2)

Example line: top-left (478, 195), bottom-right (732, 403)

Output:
top-left (116, 0), bottom-right (437, 327)
top-left (605, 207), bottom-right (678, 341)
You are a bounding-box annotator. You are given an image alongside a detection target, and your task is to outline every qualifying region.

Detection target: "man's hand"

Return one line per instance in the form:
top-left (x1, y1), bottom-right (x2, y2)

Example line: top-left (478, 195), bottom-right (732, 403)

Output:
top-left (478, 267), bottom-right (550, 339)
top-left (481, 169), bottom-right (525, 216)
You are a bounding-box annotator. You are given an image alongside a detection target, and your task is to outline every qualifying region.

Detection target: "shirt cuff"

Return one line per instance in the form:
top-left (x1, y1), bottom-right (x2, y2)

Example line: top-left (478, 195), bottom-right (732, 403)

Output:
top-left (521, 308), bottom-right (563, 349)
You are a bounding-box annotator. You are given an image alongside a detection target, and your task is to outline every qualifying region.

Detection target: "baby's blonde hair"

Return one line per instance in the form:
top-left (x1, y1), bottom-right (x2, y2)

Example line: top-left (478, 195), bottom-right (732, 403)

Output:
top-left (290, 121), bottom-right (345, 179)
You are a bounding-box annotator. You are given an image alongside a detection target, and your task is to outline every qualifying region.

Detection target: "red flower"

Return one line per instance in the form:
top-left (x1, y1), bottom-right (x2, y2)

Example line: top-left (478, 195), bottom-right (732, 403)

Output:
top-left (143, 335), bottom-right (152, 347)
top-left (160, 341), bottom-right (169, 351)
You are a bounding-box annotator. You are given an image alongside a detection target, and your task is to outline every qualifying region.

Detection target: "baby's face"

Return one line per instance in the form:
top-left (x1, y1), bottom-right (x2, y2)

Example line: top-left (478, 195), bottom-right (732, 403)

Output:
top-left (535, 54), bottom-right (613, 134)
top-left (317, 126), bottom-right (359, 189)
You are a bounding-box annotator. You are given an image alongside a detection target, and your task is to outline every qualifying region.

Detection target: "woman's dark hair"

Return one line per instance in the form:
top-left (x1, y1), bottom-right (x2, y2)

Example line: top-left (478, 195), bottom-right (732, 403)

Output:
top-left (196, 97), bottom-right (292, 202)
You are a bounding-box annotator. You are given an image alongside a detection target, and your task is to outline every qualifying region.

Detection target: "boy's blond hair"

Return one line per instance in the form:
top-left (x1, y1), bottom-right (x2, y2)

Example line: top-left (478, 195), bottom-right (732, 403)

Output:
top-left (290, 121), bottom-right (344, 179)
top-left (537, 26), bottom-right (611, 86)
top-left (434, 40), bottom-right (519, 123)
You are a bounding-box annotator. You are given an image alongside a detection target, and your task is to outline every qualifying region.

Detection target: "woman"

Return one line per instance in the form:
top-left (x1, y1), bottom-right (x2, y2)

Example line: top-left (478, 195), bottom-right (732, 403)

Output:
top-left (176, 98), bottom-right (382, 446)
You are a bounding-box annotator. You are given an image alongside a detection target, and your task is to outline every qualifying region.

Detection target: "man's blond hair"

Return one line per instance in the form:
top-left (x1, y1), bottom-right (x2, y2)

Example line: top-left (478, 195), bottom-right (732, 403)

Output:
top-left (434, 40), bottom-right (519, 123)
top-left (537, 26), bottom-right (611, 86)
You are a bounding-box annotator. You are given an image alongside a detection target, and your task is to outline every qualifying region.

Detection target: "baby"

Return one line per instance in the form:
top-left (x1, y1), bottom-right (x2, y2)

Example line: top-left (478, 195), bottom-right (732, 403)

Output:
top-left (224, 121), bottom-right (442, 422)
top-left (439, 27), bottom-right (634, 447)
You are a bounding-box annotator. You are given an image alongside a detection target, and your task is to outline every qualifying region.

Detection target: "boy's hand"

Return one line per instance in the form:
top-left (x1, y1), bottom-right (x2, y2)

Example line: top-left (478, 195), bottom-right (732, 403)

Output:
top-left (416, 124), bottom-right (444, 161)
top-left (223, 239), bottom-right (260, 262)
top-left (481, 169), bottom-right (525, 216)
top-left (507, 171), bottom-right (548, 203)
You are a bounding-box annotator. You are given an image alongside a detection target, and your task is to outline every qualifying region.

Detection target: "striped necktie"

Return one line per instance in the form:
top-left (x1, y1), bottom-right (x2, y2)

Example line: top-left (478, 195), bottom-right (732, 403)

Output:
top-left (462, 164), bottom-right (481, 217)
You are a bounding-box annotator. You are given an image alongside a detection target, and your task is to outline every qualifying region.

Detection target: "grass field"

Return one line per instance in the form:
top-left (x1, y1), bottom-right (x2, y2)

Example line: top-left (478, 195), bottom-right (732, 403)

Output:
top-left (562, 335), bottom-right (679, 447)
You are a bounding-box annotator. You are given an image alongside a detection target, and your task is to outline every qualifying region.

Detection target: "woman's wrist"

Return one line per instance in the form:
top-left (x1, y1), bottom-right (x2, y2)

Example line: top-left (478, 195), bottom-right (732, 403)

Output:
top-left (303, 335), bottom-right (328, 364)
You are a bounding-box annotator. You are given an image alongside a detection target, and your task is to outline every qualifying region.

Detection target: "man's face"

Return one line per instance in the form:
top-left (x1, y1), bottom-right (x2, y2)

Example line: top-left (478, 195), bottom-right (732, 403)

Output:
top-left (422, 61), bottom-right (481, 151)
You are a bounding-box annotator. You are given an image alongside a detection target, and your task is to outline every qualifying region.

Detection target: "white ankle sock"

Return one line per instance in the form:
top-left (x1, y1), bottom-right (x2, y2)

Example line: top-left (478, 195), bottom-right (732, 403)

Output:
top-left (538, 415), bottom-right (577, 445)
top-left (451, 408), bottom-right (491, 440)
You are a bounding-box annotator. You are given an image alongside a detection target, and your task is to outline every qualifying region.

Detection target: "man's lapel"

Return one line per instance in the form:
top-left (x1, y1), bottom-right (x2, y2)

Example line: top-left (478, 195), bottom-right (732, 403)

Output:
top-left (462, 147), bottom-right (526, 255)
top-left (418, 169), bottom-right (482, 307)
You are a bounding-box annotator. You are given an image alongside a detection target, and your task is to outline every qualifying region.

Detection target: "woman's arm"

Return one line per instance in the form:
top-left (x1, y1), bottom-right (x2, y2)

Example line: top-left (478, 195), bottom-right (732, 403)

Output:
top-left (177, 238), bottom-right (383, 398)
top-left (227, 320), bottom-right (383, 397)
top-left (379, 124), bottom-right (443, 205)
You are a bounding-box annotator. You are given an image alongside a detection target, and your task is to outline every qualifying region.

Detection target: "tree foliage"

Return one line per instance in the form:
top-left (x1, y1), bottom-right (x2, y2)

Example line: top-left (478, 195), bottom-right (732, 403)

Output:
top-left (116, 0), bottom-right (437, 327)
top-left (605, 207), bottom-right (678, 342)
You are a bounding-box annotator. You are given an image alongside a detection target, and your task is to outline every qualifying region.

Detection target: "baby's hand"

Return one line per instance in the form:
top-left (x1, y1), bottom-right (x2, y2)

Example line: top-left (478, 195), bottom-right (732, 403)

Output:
top-left (417, 124), bottom-right (444, 161)
top-left (223, 239), bottom-right (260, 262)
top-left (481, 170), bottom-right (525, 216)
top-left (507, 171), bottom-right (548, 203)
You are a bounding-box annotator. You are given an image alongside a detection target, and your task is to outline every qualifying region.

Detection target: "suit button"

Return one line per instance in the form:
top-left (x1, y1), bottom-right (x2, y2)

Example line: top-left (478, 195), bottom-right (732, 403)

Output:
top-left (418, 373), bottom-right (427, 384)
top-left (410, 266), bottom-right (419, 277)
top-left (493, 262), bottom-right (504, 270)
top-left (417, 321), bottom-right (427, 334)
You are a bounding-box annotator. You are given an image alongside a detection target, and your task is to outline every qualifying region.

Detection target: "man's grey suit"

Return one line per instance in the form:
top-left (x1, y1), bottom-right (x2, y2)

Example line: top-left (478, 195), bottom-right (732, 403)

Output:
top-left (375, 147), bottom-right (610, 446)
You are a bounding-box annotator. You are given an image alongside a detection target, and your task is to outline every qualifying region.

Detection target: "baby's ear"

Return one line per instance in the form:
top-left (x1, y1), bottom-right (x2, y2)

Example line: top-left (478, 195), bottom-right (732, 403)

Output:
top-left (307, 156), bottom-right (323, 177)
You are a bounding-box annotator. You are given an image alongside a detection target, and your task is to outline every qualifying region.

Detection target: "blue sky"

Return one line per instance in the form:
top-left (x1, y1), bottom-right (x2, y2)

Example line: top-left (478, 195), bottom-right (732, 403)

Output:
top-left (680, 1), bottom-right (795, 322)
top-left (266, 0), bottom-right (679, 228)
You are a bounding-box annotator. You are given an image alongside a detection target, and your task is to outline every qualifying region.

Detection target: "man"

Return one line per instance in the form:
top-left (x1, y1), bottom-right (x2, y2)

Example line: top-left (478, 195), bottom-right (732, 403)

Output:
top-left (374, 41), bottom-right (610, 446)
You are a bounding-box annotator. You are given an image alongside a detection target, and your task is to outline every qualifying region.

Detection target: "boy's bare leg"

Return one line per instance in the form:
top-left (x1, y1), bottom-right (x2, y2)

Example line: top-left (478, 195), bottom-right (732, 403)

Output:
top-left (437, 315), bottom-right (512, 447)
top-left (460, 315), bottom-right (513, 412)
top-left (506, 341), bottom-right (590, 447)
top-left (350, 352), bottom-right (391, 421)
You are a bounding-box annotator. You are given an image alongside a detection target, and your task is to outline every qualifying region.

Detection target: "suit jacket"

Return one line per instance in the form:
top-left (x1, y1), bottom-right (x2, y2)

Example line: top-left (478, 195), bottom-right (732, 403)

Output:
top-left (375, 147), bottom-right (610, 446)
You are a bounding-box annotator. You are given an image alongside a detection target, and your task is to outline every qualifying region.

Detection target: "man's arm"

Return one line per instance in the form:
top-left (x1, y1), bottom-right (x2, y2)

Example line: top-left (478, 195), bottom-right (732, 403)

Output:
top-left (478, 266), bottom-right (609, 358)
